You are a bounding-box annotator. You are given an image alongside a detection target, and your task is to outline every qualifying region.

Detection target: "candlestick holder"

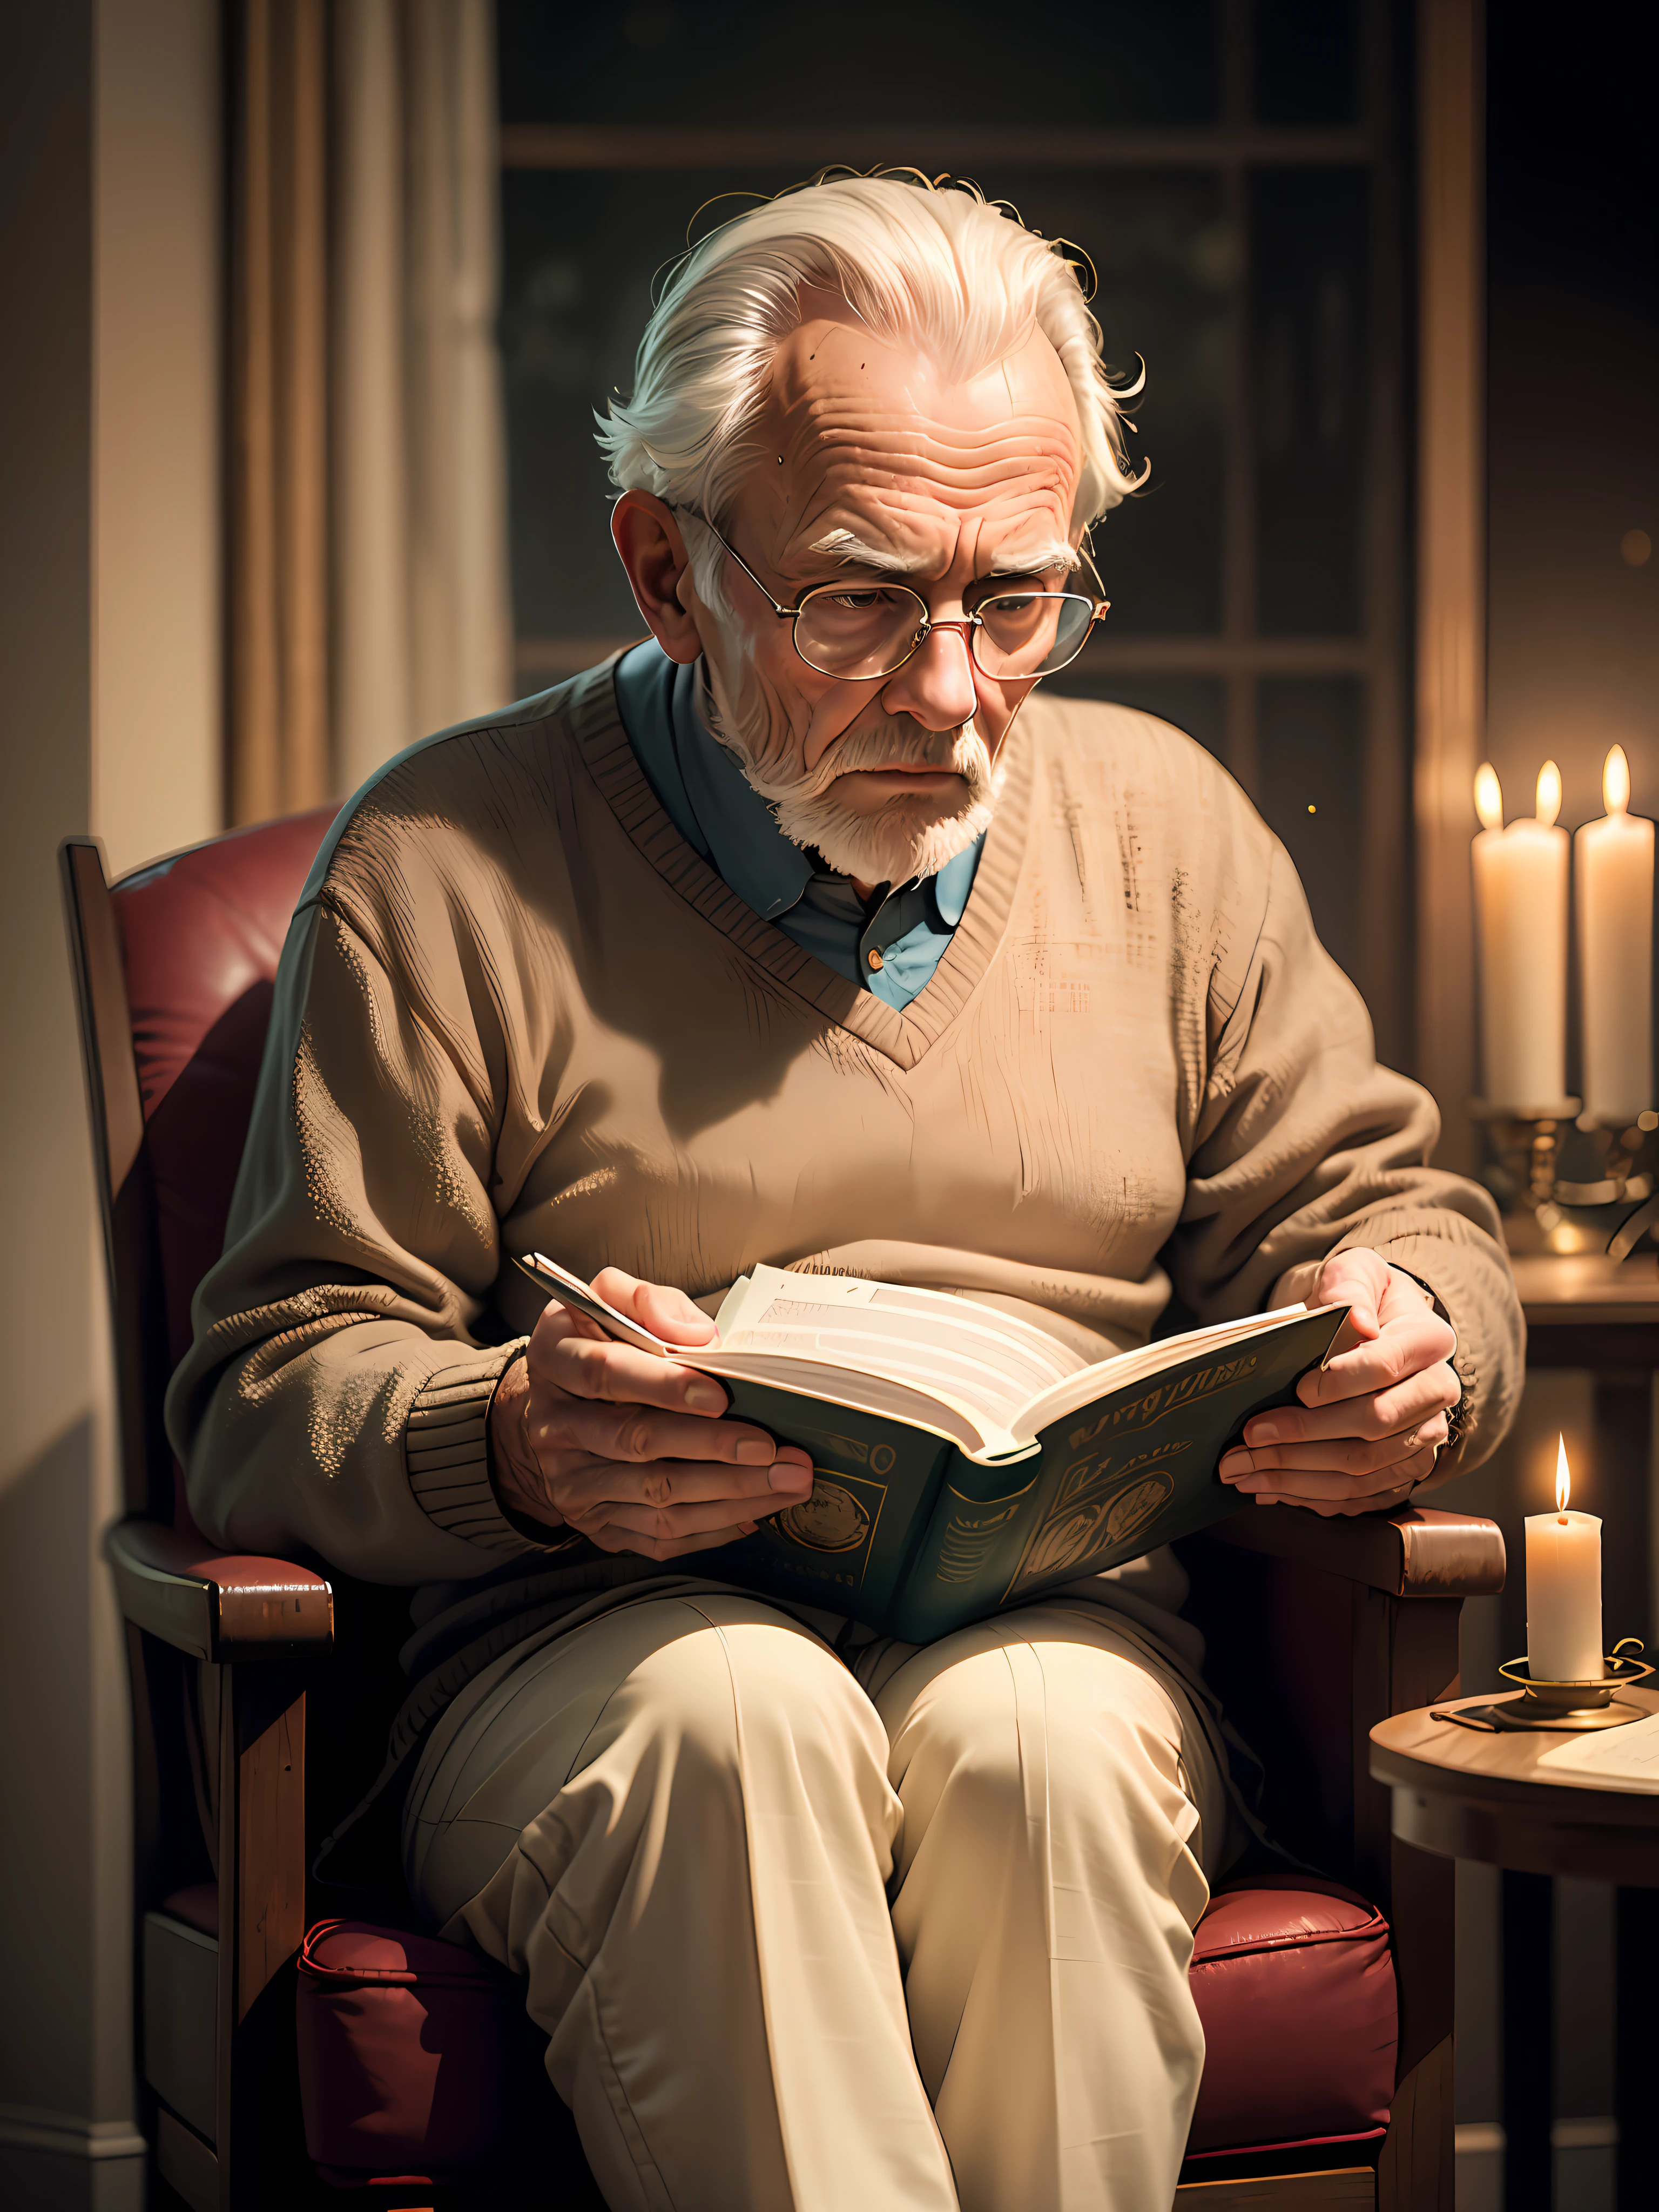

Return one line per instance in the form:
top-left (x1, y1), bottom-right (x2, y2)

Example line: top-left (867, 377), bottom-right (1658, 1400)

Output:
top-left (1433, 1639), bottom-right (1652, 1732)
top-left (1471, 1101), bottom-right (1659, 1259)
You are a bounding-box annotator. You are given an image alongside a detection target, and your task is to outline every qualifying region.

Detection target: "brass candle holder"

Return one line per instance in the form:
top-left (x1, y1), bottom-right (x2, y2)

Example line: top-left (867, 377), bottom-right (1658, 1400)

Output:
top-left (1434, 1639), bottom-right (1653, 1733)
top-left (1472, 1100), bottom-right (1659, 1258)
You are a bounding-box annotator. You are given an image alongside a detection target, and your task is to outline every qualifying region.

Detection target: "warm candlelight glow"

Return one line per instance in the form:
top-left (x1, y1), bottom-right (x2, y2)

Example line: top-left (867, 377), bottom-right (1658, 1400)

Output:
top-left (1536, 760), bottom-right (1562, 827)
top-left (1474, 763), bottom-right (1504, 832)
top-left (1604, 744), bottom-right (1631, 817)
top-left (1556, 1434), bottom-right (1571, 1519)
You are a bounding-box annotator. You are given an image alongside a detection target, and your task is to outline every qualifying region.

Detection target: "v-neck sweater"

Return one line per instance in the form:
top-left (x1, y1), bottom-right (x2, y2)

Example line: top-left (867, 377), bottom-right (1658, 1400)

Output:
top-left (168, 656), bottom-right (1522, 1641)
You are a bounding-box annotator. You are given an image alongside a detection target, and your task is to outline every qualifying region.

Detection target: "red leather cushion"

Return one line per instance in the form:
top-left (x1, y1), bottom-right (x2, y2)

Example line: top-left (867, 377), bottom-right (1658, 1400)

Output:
top-left (298, 1882), bottom-right (1397, 2183)
top-left (113, 808), bottom-right (334, 1389)
top-left (1186, 1876), bottom-right (1397, 2156)
top-left (295, 1919), bottom-right (578, 2184)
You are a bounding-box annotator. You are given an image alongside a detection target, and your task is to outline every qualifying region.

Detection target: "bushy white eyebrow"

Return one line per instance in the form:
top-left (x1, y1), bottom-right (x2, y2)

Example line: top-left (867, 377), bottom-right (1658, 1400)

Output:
top-left (806, 529), bottom-right (929, 575)
top-left (807, 528), bottom-right (1081, 577)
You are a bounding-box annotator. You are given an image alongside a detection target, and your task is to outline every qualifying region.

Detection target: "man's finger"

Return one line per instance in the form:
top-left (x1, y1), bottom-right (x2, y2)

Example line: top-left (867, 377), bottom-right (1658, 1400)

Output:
top-left (547, 1447), bottom-right (813, 1520)
top-left (592, 1265), bottom-right (719, 1347)
top-left (1238, 1364), bottom-right (1459, 1450)
top-left (538, 1398), bottom-right (805, 1469)
top-left (583, 1519), bottom-right (760, 1560)
top-left (1221, 1412), bottom-right (1449, 1486)
top-left (534, 1332), bottom-right (731, 1418)
top-left (1298, 1314), bottom-right (1456, 1406)
top-left (1237, 1442), bottom-right (1444, 1505)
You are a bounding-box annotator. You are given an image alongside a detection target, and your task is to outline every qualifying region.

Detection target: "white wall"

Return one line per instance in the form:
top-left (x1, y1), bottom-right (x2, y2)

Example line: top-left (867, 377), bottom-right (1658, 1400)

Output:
top-left (0, 3), bottom-right (223, 2203)
top-left (92, 0), bottom-right (225, 877)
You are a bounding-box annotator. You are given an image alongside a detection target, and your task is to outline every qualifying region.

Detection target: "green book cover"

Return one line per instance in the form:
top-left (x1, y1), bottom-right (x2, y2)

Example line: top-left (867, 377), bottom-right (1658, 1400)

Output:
top-left (514, 1258), bottom-right (1349, 1641)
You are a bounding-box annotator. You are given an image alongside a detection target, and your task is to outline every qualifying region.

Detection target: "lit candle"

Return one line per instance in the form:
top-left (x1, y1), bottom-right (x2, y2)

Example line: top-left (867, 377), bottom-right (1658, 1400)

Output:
top-left (1575, 744), bottom-right (1655, 1123)
top-left (1525, 1436), bottom-right (1603, 1682)
top-left (1471, 761), bottom-right (1570, 1109)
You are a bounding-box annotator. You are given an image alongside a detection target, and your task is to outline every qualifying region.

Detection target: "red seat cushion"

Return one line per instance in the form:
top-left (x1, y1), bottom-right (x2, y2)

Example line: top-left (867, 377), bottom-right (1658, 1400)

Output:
top-left (295, 1919), bottom-right (580, 2186)
top-left (297, 1879), bottom-right (1397, 2183)
top-left (1186, 1875), bottom-right (1397, 2156)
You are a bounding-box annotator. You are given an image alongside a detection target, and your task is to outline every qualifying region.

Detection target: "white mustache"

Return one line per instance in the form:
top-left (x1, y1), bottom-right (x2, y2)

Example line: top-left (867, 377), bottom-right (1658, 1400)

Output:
top-left (807, 719), bottom-right (988, 799)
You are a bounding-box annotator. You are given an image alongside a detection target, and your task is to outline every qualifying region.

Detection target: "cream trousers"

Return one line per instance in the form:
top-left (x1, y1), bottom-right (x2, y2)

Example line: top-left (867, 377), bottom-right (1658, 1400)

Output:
top-left (403, 1588), bottom-right (1229, 2212)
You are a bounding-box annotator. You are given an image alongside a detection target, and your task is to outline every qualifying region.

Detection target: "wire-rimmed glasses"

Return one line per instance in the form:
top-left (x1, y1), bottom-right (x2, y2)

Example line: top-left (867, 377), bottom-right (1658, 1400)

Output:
top-left (680, 510), bottom-right (1110, 683)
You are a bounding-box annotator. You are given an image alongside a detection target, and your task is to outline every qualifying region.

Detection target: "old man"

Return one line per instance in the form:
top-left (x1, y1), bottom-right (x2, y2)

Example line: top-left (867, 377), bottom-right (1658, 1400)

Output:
top-left (173, 177), bottom-right (1521, 2212)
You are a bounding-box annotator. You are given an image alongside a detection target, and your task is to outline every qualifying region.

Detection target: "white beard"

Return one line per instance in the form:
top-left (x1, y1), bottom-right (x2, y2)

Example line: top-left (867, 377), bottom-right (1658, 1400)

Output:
top-left (703, 662), bottom-right (1002, 885)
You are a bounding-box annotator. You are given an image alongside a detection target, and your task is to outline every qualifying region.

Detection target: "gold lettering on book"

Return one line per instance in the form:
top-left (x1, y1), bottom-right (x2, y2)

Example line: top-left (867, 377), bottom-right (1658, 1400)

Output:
top-left (1065, 1351), bottom-right (1259, 1452)
top-left (1006, 1469), bottom-right (1177, 1595)
top-left (1056, 1438), bottom-right (1191, 1513)
top-left (759, 1468), bottom-right (887, 1580)
top-left (934, 1498), bottom-right (1026, 1584)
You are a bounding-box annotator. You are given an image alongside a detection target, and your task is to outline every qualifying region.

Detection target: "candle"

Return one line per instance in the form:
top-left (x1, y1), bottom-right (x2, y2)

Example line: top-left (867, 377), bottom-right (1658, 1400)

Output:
top-left (1575, 744), bottom-right (1655, 1123)
top-left (1525, 1437), bottom-right (1603, 1682)
top-left (1471, 761), bottom-right (1570, 1109)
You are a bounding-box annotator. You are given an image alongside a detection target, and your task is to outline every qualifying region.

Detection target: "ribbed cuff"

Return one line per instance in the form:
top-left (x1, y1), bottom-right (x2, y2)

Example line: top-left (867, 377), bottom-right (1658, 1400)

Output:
top-left (406, 1342), bottom-right (533, 1555)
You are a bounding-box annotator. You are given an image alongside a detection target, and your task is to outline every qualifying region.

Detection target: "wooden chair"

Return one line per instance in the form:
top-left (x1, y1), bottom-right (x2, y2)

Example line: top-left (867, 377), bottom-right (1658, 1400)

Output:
top-left (61, 813), bottom-right (1506, 2210)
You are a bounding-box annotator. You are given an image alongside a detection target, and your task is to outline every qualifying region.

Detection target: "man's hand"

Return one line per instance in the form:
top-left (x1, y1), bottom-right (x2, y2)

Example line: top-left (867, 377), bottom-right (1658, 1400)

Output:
top-left (489, 1267), bottom-right (814, 1558)
top-left (1217, 1250), bottom-right (1460, 1518)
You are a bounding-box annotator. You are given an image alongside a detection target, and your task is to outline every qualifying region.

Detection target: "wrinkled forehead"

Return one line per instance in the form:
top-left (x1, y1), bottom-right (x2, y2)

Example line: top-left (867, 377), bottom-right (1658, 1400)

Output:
top-left (744, 291), bottom-right (1083, 559)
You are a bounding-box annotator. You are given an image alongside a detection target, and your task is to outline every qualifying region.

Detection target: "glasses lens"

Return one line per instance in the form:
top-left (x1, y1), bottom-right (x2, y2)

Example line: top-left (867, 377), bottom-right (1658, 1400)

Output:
top-left (974, 592), bottom-right (1098, 679)
top-left (794, 585), bottom-right (928, 678)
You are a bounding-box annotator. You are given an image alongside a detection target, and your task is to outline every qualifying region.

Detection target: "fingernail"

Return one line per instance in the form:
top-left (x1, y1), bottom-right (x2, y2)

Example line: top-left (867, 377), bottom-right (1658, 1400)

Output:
top-left (1249, 1419), bottom-right (1280, 1444)
top-left (734, 1438), bottom-right (775, 1464)
top-left (771, 1462), bottom-right (813, 1491)
top-left (683, 1380), bottom-right (725, 1413)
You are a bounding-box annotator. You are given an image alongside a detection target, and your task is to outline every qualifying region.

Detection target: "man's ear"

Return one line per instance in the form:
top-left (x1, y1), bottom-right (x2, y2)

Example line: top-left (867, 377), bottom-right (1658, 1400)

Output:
top-left (612, 493), bottom-right (704, 665)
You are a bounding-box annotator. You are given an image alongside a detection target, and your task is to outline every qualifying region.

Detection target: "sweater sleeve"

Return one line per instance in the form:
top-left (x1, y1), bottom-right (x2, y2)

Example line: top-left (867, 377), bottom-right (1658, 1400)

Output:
top-left (165, 892), bottom-right (557, 1582)
top-left (1165, 836), bottom-right (1524, 1485)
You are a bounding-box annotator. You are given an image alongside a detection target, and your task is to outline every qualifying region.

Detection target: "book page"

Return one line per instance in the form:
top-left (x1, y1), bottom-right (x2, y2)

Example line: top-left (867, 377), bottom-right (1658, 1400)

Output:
top-left (1534, 1711), bottom-right (1659, 1793)
top-left (714, 1265), bottom-right (1081, 1430)
top-left (1009, 1302), bottom-right (1331, 1442)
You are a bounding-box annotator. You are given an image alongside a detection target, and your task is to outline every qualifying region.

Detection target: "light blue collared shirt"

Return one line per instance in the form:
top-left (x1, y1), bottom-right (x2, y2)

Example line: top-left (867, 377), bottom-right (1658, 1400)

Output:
top-left (613, 643), bottom-right (982, 1011)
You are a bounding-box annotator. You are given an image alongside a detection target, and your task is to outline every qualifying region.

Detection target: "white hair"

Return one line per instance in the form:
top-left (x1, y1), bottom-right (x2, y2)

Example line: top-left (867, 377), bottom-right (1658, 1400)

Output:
top-left (596, 174), bottom-right (1144, 604)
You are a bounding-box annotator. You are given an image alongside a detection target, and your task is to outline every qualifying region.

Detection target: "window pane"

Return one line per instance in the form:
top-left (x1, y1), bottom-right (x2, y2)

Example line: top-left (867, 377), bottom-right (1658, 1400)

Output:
top-left (497, 2), bottom-right (1220, 129)
top-left (952, 169), bottom-right (1231, 637)
top-left (501, 165), bottom-right (799, 647)
top-left (1254, 0), bottom-right (1360, 126)
top-left (1257, 676), bottom-right (1364, 980)
top-left (1045, 669), bottom-right (1226, 763)
top-left (1252, 167), bottom-right (1369, 636)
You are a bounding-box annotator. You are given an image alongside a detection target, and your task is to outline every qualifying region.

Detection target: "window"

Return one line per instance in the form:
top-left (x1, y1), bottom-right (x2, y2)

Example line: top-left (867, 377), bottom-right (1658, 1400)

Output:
top-left (496, 0), bottom-right (1407, 1060)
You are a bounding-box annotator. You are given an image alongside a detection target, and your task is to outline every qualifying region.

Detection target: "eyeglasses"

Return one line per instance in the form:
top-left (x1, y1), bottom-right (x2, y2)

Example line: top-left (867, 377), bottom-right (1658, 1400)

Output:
top-left (679, 510), bottom-right (1110, 683)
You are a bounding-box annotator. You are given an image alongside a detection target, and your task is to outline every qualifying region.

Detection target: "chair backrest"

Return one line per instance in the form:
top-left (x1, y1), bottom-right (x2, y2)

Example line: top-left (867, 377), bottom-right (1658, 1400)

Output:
top-left (62, 810), bottom-right (336, 1524)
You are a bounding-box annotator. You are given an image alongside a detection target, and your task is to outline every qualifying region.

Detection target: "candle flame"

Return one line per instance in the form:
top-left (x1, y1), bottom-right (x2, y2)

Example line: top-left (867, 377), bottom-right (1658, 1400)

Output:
top-left (1536, 760), bottom-right (1562, 828)
top-left (1604, 743), bottom-right (1630, 816)
top-left (1556, 1434), bottom-right (1571, 1515)
top-left (1474, 763), bottom-right (1504, 831)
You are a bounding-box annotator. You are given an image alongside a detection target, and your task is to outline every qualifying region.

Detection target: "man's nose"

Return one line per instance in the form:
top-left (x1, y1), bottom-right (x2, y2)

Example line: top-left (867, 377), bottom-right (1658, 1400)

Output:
top-left (879, 622), bottom-right (979, 731)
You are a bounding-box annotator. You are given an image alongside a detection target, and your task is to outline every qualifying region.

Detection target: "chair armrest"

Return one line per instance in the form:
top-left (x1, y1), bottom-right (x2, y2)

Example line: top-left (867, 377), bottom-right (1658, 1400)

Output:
top-left (107, 1517), bottom-right (334, 1661)
top-left (1203, 1504), bottom-right (1505, 1598)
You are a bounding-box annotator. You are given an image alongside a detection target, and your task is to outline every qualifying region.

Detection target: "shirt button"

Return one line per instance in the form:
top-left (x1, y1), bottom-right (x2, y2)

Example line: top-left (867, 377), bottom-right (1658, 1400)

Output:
top-left (867, 947), bottom-right (885, 972)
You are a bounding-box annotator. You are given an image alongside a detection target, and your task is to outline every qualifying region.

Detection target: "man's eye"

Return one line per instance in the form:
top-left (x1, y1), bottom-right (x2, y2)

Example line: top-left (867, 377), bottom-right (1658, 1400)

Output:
top-left (826, 590), bottom-right (893, 611)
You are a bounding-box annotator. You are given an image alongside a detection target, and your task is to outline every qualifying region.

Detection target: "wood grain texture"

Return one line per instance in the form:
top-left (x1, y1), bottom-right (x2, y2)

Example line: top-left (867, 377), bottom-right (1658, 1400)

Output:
top-left (237, 1694), bottom-right (306, 2021)
top-left (1173, 2166), bottom-right (1375, 2207)
top-left (1371, 1690), bottom-right (1659, 1884)
top-left (1375, 2036), bottom-right (1453, 2212)
top-left (1508, 1252), bottom-right (1659, 1329)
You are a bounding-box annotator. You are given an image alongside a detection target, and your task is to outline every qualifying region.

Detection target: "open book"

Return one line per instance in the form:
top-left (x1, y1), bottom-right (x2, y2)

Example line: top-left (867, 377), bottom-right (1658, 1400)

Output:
top-left (517, 1256), bottom-right (1351, 1640)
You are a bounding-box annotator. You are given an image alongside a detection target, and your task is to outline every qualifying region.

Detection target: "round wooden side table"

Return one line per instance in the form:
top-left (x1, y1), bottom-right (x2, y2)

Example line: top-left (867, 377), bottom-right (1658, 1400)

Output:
top-left (1371, 1690), bottom-right (1659, 2212)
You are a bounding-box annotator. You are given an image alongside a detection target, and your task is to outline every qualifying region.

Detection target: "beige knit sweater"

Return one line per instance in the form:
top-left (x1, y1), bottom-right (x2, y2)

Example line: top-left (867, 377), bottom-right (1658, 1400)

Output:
top-left (167, 659), bottom-right (1522, 1591)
